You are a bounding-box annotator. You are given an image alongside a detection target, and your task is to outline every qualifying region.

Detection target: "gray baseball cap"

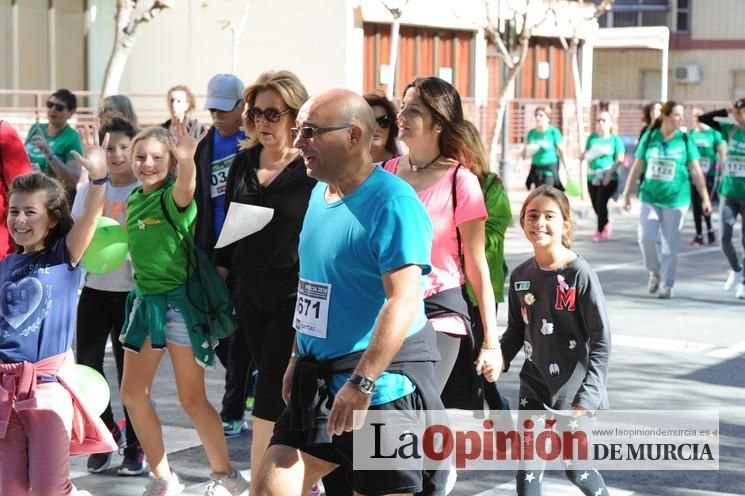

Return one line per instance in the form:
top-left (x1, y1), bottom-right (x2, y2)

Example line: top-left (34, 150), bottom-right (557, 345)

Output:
top-left (204, 74), bottom-right (244, 112)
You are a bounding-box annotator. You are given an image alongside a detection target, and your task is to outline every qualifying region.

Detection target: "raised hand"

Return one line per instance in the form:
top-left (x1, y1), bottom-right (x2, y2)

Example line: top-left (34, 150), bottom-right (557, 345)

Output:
top-left (72, 124), bottom-right (109, 181)
top-left (169, 118), bottom-right (208, 166)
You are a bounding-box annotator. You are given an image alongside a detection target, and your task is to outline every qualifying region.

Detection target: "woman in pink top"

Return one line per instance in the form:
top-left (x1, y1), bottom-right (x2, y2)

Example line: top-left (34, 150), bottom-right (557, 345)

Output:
top-left (384, 76), bottom-right (502, 394)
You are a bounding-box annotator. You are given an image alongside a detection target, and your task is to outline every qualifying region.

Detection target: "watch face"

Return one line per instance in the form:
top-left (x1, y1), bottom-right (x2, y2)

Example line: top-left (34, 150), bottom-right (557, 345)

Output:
top-left (359, 377), bottom-right (375, 393)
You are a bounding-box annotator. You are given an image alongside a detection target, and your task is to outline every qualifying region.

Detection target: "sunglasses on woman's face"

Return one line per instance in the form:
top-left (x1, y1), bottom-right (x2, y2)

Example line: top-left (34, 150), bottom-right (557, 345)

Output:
top-left (246, 107), bottom-right (290, 123)
top-left (46, 101), bottom-right (66, 112)
top-left (375, 114), bottom-right (392, 129)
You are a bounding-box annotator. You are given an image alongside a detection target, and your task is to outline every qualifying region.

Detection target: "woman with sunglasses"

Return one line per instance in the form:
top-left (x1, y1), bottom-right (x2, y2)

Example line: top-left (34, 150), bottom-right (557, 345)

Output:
top-left (699, 98), bottom-right (745, 299)
top-left (581, 111), bottom-right (625, 242)
top-left (213, 70), bottom-right (313, 485)
top-left (384, 77), bottom-right (502, 399)
top-left (364, 92), bottom-right (400, 166)
top-left (622, 101), bottom-right (711, 299)
top-left (23, 88), bottom-right (83, 190)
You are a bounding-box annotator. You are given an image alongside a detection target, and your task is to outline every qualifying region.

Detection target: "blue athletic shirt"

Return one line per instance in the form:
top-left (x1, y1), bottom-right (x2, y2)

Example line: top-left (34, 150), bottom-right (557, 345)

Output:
top-left (0, 236), bottom-right (80, 363)
top-left (211, 129), bottom-right (245, 238)
top-left (296, 167), bottom-right (432, 405)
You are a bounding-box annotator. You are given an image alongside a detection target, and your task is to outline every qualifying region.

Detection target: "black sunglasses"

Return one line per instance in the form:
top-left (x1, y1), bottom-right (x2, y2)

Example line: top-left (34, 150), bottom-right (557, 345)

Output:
top-left (46, 101), bottom-right (66, 112)
top-left (375, 114), bottom-right (392, 129)
top-left (291, 124), bottom-right (353, 140)
top-left (247, 107), bottom-right (291, 123)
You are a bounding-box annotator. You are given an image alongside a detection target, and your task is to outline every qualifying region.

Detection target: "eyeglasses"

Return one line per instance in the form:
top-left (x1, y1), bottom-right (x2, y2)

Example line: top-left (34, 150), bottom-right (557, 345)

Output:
top-left (596, 118), bottom-right (607, 122)
top-left (246, 107), bottom-right (291, 123)
top-left (291, 124), bottom-right (353, 140)
top-left (46, 101), bottom-right (66, 112)
top-left (375, 114), bottom-right (392, 129)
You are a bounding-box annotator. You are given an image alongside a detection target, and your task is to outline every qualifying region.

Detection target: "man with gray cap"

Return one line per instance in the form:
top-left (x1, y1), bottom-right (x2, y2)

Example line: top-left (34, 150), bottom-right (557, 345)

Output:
top-left (193, 73), bottom-right (254, 438)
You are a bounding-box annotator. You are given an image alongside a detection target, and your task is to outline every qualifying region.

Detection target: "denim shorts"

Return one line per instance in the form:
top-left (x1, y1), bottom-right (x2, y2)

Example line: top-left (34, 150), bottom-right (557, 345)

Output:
top-left (162, 304), bottom-right (191, 347)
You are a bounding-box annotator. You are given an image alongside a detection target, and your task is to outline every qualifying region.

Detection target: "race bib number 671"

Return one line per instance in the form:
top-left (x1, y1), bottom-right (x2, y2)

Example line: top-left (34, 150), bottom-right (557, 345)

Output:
top-left (293, 278), bottom-right (331, 339)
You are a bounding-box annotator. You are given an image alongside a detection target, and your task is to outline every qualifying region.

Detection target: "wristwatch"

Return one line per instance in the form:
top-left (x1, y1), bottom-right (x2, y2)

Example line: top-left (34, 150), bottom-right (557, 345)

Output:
top-left (347, 374), bottom-right (376, 394)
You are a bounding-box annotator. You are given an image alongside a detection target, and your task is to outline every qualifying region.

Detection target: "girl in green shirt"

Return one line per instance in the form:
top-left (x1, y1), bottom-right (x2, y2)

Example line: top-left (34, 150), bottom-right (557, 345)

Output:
top-left (622, 101), bottom-right (711, 299)
top-left (522, 105), bottom-right (567, 191)
top-left (581, 111), bottom-right (625, 242)
top-left (698, 98), bottom-right (745, 298)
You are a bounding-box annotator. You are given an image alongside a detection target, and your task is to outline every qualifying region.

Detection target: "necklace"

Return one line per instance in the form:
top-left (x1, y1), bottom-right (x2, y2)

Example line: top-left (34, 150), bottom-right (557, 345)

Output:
top-left (409, 153), bottom-right (441, 172)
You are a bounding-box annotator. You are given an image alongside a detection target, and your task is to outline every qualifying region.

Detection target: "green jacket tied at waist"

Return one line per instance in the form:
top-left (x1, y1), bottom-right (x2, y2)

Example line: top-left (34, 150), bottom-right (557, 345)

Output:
top-left (119, 276), bottom-right (222, 368)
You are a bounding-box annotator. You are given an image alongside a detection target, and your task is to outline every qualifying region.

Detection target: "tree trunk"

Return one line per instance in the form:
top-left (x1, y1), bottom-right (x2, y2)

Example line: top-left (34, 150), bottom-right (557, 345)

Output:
top-left (569, 38), bottom-right (587, 199)
top-left (386, 16), bottom-right (401, 101)
top-left (488, 38), bottom-right (529, 172)
top-left (101, 42), bottom-right (134, 97)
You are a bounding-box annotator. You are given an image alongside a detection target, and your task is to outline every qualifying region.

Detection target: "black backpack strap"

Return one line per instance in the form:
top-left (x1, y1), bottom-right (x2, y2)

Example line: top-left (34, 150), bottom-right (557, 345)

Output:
top-left (451, 164), bottom-right (464, 268)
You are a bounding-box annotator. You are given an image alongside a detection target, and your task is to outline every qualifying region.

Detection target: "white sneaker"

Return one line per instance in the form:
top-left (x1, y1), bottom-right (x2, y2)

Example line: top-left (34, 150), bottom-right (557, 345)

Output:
top-left (204, 469), bottom-right (249, 496)
top-left (736, 283), bottom-right (745, 300)
top-left (724, 270), bottom-right (741, 291)
top-left (648, 273), bottom-right (660, 294)
top-left (143, 471), bottom-right (185, 496)
top-left (657, 285), bottom-right (674, 299)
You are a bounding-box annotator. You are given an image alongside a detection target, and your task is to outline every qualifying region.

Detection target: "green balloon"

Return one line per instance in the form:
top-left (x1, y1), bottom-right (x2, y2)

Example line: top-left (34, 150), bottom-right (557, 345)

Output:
top-left (72, 364), bottom-right (111, 417)
top-left (565, 178), bottom-right (582, 198)
top-left (81, 216), bottom-right (129, 274)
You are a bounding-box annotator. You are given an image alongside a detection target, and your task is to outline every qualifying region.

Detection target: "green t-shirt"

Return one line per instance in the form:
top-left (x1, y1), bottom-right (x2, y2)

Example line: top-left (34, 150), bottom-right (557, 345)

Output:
top-left (689, 128), bottom-right (723, 177)
top-left (719, 122), bottom-right (745, 200)
top-left (23, 123), bottom-right (83, 178)
top-left (126, 180), bottom-right (197, 294)
top-left (635, 129), bottom-right (700, 208)
top-left (526, 126), bottom-right (562, 167)
top-left (584, 133), bottom-right (624, 182)
top-left (466, 174), bottom-right (511, 305)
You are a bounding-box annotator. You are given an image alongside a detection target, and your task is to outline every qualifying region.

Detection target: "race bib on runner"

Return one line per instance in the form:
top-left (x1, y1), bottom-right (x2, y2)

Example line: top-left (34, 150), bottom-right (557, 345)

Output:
top-left (293, 278), bottom-right (331, 339)
top-left (210, 155), bottom-right (234, 198)
top-left (699, 157), bottom-right (711, 174)
top-left (724, 156), bottom-right (745, 178)
top-left (646, 158), bottom-right (676, 182)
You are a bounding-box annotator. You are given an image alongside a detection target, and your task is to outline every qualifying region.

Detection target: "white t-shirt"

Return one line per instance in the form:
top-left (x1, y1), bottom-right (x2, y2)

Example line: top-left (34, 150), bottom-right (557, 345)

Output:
top-left (71, 180), bottom-right (140, 292)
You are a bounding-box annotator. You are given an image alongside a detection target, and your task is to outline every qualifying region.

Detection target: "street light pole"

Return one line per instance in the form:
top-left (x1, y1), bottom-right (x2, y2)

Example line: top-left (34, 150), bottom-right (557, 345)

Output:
top-left (499, 16), bottom-right (511, 189)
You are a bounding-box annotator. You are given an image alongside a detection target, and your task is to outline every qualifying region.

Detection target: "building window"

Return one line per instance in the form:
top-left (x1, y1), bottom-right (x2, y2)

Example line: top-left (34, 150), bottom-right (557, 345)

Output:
top-left (596, 0), bottom-right (670, 28)
top-left (676, 0), bottom-right (690, 32)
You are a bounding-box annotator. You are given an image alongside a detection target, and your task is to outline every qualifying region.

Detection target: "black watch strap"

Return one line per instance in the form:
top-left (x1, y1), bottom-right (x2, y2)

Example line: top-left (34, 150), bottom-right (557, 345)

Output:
top-left (347, 374), bottom-right (375, 394)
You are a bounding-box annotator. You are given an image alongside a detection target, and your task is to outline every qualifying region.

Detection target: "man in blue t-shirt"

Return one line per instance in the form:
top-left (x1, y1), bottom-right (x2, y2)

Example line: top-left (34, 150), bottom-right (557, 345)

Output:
top-left (254, 89), bottom-right (443, 496)
top-left (192, 73), bottom-right (252, 435)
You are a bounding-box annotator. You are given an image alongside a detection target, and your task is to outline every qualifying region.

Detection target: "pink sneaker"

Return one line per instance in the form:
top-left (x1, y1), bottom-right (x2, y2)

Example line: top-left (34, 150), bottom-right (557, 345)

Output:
top-left (602, 220), bottom-right (613, 239)
top-left (592, 232), bottom-right (603, 243)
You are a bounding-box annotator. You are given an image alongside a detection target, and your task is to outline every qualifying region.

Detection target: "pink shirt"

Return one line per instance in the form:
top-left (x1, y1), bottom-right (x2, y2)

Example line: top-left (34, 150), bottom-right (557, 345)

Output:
top-left (385, 158), bottom-right (487, 334)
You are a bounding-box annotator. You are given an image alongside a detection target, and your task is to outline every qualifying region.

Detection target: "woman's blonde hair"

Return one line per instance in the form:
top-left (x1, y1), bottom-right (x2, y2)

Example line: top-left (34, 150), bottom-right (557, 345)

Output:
top-left (241, 70), bottom-right (309, 150)
top-left (130, 127), bottom-right (176, 171)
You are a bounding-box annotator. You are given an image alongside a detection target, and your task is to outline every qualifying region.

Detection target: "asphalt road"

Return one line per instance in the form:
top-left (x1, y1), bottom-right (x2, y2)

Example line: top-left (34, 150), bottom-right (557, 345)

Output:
top-left (73, 191), bottom-right (744, 496)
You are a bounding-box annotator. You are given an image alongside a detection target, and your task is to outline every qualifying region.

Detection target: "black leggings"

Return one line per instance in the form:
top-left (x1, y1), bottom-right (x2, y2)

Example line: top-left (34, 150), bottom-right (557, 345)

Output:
top-left (75, 287), bottom-right (139, 447)
top-left (214, 319), bottom-right (254, 421)
top-left (587, 180), bottom-right (618, 233)
top-left (690, 176), bottom-right (717, 236)
top-left (515, 395), bottom-right (608, 496)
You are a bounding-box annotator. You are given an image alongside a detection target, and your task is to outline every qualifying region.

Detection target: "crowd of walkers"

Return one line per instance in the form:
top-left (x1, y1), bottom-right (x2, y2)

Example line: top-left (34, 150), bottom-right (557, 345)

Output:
top-left (0, 74), bottom-right (742, 496)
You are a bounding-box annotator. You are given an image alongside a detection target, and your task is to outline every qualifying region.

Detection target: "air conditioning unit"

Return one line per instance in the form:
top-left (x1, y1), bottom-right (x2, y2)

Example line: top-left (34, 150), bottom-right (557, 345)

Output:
top-left (673, 64), bottom-right (702, 84)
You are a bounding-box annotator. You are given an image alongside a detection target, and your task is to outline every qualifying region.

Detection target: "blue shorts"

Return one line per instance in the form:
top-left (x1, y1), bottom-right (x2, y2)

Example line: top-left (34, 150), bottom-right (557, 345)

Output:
top-left (163, 305), bottom-right (190, 346)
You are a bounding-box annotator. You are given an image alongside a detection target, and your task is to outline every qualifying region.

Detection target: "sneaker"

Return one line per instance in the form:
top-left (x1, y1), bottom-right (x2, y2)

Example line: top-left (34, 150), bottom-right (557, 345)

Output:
top-left (143, 471), bottom-right (185, 496)
top-left (204, 468), bottom-right (249, 496)
top-left (657, 285), bottom-right (674, 299)
top-left (601, 219), bottom-right (613, 239)
top-left (707, 230), bottom-right (716, 245)
top-left (244, 396), bottom-right (255, 412)
top-left (690, 235), bottom-right (704, 246)
top-left (75, 490), bottom-right (93, 496)
top-left (307, 481), bottom-right (323, 496)
top-left (592, 232), bottom-right (603, 243)
top-left (119, 443), bottom-right (148, 476)
top-left (222, 417), bottom-right (248, 436)
top-left (87, 451), bottom-right (114, 473)
top-left (648, 273), bottom-right (660, 294)
top-left (724, 270), bottom-right (741, 291)
top-left (736, 283), bottom-right (745, 300)
top-left (87, 424), bottom-right (124, 473)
